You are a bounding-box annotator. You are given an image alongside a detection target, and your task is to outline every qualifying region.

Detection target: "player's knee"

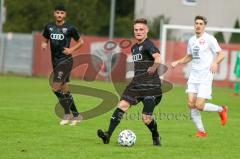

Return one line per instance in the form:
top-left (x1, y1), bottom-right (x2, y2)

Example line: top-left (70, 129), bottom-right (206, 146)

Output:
top-left (142, 114), bottom-right (152, 125)
top-left (142, 118), bottom-right (152, 125)
top-left (118, 100), bottom-right (130, 112)
top-left (52, 86), bottom-right (61, 92)
top-left (188, 100), bottom-right (195, 108)
top-left (195, 103), bottom-right (204, 111)
top-left (61, 84), bottom-right (70, 93)
top-left (52, 83), bottom-right (62, 92)
top-left (142, 97), bottom-right (155, 119)
top-left (118, 105), bottom-right (129, 112)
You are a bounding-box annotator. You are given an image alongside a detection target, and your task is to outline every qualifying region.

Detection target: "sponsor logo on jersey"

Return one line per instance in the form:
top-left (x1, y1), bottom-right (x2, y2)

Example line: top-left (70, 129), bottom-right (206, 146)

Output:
top-left (132, 53), bottom-right (143, 61)
top-left (50, 33), bottom-right (64, 40)
top-left (192, 46), bottom-right (200, 59)
top-left (139, 45), bottom-right (143, 52)
top-left (49, 27), bottom-right (53, 31)
top-left (62, 28), bottom-right (68, 34)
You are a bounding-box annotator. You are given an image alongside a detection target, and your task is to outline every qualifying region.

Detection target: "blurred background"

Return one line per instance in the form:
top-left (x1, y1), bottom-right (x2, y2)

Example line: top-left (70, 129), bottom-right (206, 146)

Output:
top-left (0, 0), bottom-right (240, 88)
top-left (1, 2), bottom-right (240, 158)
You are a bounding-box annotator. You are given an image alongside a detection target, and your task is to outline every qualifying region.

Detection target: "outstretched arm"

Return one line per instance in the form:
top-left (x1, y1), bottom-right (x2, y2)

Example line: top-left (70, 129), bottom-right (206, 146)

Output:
top-left (171, 54), bottom-right (192, 68)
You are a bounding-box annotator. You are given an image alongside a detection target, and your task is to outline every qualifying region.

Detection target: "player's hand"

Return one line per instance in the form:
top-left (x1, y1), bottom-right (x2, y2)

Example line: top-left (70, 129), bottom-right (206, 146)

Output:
top-left (41, 42), bottom-right (47, 51)
top-left (63, 47), bottom-right (73, 55)
top-left (147, 66), bottom-right (157, 75)
top-left (210, 62), bottom-right (218, 73)
top-left (171, 61), bottom-right (179, 68)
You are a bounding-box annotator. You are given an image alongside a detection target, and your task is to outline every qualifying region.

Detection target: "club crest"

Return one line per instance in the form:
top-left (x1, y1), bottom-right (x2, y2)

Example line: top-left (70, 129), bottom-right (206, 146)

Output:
top-left (62, 28), bottom-right (68, 34)
top-left (199, 39), bottom-right (205, 45)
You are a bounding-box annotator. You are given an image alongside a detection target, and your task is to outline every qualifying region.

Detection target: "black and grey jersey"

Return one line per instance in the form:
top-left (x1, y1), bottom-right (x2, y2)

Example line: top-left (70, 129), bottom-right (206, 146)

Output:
top-left (42, 22), bottom-right (80, 67)
top-left (131, 38), bottom-right (160, 77)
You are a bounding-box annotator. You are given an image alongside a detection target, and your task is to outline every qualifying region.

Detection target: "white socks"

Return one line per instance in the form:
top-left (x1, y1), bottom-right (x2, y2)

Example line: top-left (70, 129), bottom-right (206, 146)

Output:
top-left (190, 108), bottom-right (205, 132)
top-left (190, 103), bottom-right (223, 132)
top-left (203, 103), bottom-right (223, 112)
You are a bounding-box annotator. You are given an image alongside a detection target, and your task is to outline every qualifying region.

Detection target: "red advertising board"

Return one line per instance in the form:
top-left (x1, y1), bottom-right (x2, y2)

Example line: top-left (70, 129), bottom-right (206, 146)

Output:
top-left (32, 33), bottom-right (240, 87)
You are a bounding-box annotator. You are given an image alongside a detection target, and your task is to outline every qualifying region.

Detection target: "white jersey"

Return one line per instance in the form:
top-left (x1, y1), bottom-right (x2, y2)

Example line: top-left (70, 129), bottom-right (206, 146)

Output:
top-left (187, 32), bottom-right (222, 83)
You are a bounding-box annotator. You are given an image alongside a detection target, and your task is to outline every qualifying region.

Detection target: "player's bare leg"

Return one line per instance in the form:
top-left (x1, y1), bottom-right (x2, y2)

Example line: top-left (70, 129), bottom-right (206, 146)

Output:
top-left (97, 100), bottom-right (130, 144)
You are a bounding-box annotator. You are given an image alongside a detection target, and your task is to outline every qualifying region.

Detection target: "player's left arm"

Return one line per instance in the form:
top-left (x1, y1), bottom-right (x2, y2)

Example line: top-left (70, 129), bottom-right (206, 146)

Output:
top-left (210, 37), bottom-right (225, 73)
top-left (148, 53), bottom-right (161, 75)
top-left (63, 26), bottom-right (84, 55)
top-left (63, 38), bottom-right (84, 55)
top-left (211, 50), bottom-right (224, 73)
top-left (64, 38), bottom-right (84, 55)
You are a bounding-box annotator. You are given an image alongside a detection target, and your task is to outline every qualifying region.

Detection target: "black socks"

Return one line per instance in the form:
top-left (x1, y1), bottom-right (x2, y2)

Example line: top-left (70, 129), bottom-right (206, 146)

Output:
top-left (106, 107), bottom-right (159, 139)
top-left (54, 91), bottom-right (79, 117)
top-left (107, 108), bottom-right (125, 136)
top-left (63, 92), bottom-right (79, 117)
top-left (146, 119), bottom-right (159, 138)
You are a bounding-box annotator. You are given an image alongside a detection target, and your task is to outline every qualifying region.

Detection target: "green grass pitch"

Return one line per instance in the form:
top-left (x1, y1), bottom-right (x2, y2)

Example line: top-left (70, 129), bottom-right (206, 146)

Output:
top-left (0, 75), bottom-right (239, 159)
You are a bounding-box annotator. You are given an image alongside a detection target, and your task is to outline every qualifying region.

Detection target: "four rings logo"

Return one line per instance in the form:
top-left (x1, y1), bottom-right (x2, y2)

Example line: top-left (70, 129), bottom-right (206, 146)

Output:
top-left (50, 33), bottom-right (64, 40)
top-left (132, 53), bottom-right (143, 62)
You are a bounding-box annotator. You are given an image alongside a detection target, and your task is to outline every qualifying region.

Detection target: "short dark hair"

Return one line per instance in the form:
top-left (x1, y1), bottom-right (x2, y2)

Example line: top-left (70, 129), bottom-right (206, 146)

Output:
top-left (55, 4), bottom-right (66, 11)
top-left (134, 18), bottom-right (148, 25)
top-left (195, 15), bottom-right (207, 24)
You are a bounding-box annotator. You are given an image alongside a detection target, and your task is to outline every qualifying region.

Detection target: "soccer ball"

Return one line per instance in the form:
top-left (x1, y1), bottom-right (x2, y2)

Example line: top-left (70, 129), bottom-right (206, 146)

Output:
top-left (118, 130), bottom-right (136, 146)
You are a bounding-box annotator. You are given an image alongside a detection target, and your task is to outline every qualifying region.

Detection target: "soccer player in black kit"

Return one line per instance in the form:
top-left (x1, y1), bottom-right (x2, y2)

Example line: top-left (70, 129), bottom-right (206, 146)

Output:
top-left (41, 4), bottom-right (84, 126)
top-left (97, 18), bottom-right (163, 146)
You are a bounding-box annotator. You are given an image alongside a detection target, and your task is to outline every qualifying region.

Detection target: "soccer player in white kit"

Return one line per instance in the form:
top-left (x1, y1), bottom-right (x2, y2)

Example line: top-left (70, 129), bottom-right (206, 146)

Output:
top-left (171, 16), bottom-right (228, 137)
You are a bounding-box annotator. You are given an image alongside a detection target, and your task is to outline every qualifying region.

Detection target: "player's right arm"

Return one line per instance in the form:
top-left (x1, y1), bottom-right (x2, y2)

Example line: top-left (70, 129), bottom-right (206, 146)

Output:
top-left (41, 24), bottom-right (50, 50)
top-left (171, 54), bottom-right (192, 68)
top-left (171, 39), bottom-right (193, 68)
top-left (41, 37), bottom-right (49, 50)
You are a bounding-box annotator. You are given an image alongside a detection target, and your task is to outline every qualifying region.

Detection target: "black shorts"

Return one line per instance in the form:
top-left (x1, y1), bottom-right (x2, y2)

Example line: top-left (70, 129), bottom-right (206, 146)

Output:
top-left (53, 58), bottom-right (73, 83)
top-left (120, 78), bottom-right (162, 106)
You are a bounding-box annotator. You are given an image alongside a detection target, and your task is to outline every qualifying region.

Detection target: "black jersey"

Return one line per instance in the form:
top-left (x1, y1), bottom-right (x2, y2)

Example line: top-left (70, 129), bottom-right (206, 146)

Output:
top-left (131, 38), bottom-right (160, 77)
top-left (121, 39), bottom-right (161, 104)
top-left (42, 22), bottom-right (80, 67)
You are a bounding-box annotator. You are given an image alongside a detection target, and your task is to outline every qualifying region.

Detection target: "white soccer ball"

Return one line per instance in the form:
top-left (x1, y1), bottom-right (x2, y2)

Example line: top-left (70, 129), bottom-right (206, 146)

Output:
top-left (118, 129), bottom-right (136, 146)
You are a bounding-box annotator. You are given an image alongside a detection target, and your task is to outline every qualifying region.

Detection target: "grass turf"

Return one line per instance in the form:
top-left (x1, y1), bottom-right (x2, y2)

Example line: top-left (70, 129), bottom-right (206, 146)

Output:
top-left (0, 75), bottom-right (239, 159)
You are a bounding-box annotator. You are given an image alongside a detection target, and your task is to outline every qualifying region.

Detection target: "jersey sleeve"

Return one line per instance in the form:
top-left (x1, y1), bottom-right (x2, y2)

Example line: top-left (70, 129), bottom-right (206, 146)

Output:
top-left (209, 36), bottom-right (222, 54)
top-left (70, 26), bottom-right (80, 41)
top-left (131, 45), bottom-right (134, 53)
top-left (146, 41), bottom-right (160, 55)
top-left (187, 40), bottom-right (192, 55)
top-left (42, 24), bottom-right (50, 39)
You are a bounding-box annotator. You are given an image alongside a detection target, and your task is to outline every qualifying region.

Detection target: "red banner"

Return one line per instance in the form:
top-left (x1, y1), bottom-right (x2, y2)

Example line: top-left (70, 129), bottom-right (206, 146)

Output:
top-left (32, 33), bottom-right (240, 87)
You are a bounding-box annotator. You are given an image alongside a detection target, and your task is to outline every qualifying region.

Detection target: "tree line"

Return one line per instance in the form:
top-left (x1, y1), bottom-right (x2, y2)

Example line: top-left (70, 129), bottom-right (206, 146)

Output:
top-left (3, 0), bottom-right (240, 43)
top-left (3, 0), bottom-right (135, 38)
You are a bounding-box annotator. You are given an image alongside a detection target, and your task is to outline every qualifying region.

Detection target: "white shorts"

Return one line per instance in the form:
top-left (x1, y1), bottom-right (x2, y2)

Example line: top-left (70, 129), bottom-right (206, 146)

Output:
top-left (186, 82), bottom-right (212, 99)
